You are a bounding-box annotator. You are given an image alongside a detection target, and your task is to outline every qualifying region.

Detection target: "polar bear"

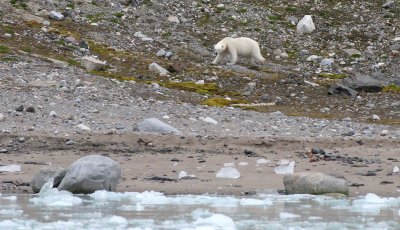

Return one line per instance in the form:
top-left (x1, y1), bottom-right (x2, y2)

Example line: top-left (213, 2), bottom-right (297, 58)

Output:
top-left (212, 37), bottom-right (265, 65)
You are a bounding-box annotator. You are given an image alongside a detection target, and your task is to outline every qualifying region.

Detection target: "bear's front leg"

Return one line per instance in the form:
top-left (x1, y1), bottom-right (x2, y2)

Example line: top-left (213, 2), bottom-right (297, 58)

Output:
top-left (212, 53), bottom-right (224, 65)
top-left (227, 46), bottom-right (237, 65)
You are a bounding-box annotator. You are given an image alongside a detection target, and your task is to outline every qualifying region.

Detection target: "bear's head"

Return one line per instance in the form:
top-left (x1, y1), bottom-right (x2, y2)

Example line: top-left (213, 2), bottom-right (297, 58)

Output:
top-left (214, 41), bottom-right (228, 54)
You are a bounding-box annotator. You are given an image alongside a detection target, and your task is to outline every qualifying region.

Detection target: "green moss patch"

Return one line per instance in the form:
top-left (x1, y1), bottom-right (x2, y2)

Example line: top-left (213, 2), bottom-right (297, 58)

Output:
top-left (160, 81), bottom-right (218, 94)
top-left (318, 73), bottom-right (348, 79)
top-left (0, 45), bottom-right (11, 54)
top-left (89, 70), bottom-right (136, 81)
top-left (383, 84), bottom-right (400, 93)
top-left (202, 97), bottom-right (248, 107)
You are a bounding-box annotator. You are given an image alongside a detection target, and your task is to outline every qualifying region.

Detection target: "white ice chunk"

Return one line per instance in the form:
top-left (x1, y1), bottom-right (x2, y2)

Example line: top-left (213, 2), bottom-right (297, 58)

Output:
top-left (238, 162), bottom-right (248, 166)
top-left (0, 164), bottom-right (21, 172)
top-left (274, 161), bottom-right (295, 174)
top-left (256, 159), bottom-right (270, 164)
top-left (30, 180), bottom-right (82, 207)
top-left (276, 159), bottom-right (290, 166)
top-left (393, 166), bottom-right (399, 174)
top-left (216, 167), bottom-right (240, 179)
top-left (1, 196), bottom-right (17, 201)
top-left (240, 198), bottom-right (272, 206)
top-left (191, 214), bottom-right (236, 229)
top-left (279, 212), bottom-right (301, 219)
top-left (224, 162), bottom-right (235, 167)
top-left (178, 171), bottom-right (187, 179)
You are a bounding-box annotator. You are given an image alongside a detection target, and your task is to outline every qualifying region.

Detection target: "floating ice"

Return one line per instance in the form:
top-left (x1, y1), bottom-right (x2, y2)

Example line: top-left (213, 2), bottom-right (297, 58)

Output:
top-left (30, 180), bottom-right (82, 207)
top-left (240, 198), bottom-right (272, 206)
top-left (0, 209), bottom-right (23, 217)
top-left (190, 214), bottom-right (236, 230)
top-left (351, 193), bottom-right (400, 214)
top-left (216, 167), bottom-right (240, 179)
top-left (279, 212), bottom-right (301, 219)
top-left (274, 161), bottom-right (295, 174)
top-left (256, 159), bottom-right (270, 164)
top-left (0, 164), bottom-right (21, 172)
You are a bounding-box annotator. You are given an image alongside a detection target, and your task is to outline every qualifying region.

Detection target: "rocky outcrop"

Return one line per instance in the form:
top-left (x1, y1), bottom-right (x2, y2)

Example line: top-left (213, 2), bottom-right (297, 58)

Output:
top-left (58, 155), bottom-right (121, 194)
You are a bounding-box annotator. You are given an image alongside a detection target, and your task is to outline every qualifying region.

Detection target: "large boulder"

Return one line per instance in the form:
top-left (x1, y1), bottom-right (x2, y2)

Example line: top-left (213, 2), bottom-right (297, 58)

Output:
top-left (134, 118), bottom-right (183, 135)
top-left (31, 167), bottom-right (66, 193)
top-left (328, 84), bottom-right (358, 97)
top-left (58, 155), bottom-right (121, 194)
top-left (296, 15), bottom-right (316, 33)
top-left (283, 172), bottom-right (349, 196)
top-left (341, 73), bottom-right (383, 92)
top-left (80, 56), bottom-right (107, 71)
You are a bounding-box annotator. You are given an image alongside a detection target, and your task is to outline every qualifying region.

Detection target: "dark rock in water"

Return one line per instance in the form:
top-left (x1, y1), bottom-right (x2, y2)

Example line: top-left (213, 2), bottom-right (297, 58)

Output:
top-left (31, 167), bottom-right (66, 193)
top-left (342, 73), bottom-right (383, 92)
top-left (284, 172), bottom-right (349, 196)
top-left (328, 85), bottom-right (358, 97)
top-left (58, 155), bottom-right (121, 194)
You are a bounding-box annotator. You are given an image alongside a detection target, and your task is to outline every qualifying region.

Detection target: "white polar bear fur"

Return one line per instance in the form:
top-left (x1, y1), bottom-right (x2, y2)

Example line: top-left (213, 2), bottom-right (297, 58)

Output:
top-left (212, 37), bottom-right (265, 65)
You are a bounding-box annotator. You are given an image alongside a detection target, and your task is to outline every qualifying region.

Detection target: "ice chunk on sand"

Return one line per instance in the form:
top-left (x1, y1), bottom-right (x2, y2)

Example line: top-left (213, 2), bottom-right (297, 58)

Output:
top-left (256, 159), bottom-right (270, 164)
top-left (279, 212), bottom-right (301, 219)
top-left (0, 164), bottom-right (21, 172)
top-left (224, 162), bottom-right (235, 167)
top-left (216, 167), bottom-right (240, 179)
top-left (274, 161), bottom-right (295, 174)
top-left (393, 166), bottom-right (399, 174)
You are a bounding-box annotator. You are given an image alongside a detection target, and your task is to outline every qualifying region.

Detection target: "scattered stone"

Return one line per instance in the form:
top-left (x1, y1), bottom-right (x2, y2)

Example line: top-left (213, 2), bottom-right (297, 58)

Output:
top-left (149, 62), bottom-right (169, 76)
top-left (372, 114), bottom-right (380, 121)
top-left (342, 73), bottom-right (382, 92)
top-left (66, 140), bottom-right (76, 145)
top-left (0, 149), bottom-right (8, 153)
top-left (287, 16), bottom-right (298, 25)
top-left (49, 11), bottom-right (64, 20)
top-left (283, 172), bottom-right (349, 196)
top-left (80, 56), bottom-right (107, 71)
top-left (49, 111), bottom-right (57, 117)
top-left (156, 49), bottom-right (166, 57)
top-left (320, 58), bottom-right (334, 69)
top-left (311, 148), bottom-right (325, 155)
top-left (79, 41), bottom-right (89, 49)
top-left (58, 155), bottom-right (122, 194)
top-left (200, 117), bottom-right (218, 125)
top-left (328, 85), bottom-right (358, 97)
top-left (0, 113), bottom-right (5, 122)
top-left (134, 31), bottom-right (153, 41)
top-left (26, 106), bottom-right (35, 113)
top-left (344, 48), bottom-right (362, 57)
top-left (76, 123), bottom-right (91, 131)
top-left (382, 1), bottom-right (395, 9)
top-left (296, 15), bottom-right (316, 33)
top-left (216, 167), bottom-right (240, 179)
top-left (135, 118), bottom-right (182, 135)
top-left (15, 105), bottom-right (24, 112)
top-left (31, 167), bottom-right (66, 193)
top-left (167, 16), bottom-right (180, 24)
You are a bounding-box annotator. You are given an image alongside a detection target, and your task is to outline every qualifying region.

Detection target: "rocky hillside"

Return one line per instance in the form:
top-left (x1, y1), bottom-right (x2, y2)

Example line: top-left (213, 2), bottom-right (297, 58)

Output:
top-left (0, 0), bottom-right (399, 124)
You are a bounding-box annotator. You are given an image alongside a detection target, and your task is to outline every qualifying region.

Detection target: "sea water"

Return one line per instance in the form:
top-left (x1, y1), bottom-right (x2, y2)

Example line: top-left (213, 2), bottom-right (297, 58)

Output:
top-left (0, 190), bottom-right (399, 229)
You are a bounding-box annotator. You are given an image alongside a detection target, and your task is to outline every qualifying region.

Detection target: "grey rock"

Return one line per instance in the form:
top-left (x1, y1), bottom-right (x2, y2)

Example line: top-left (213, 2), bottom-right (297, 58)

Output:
top-left (0, 113), bottom-right (5, 122)
top-left (320, 58), bottom-right (334, 69)
top-left (156, 49), bottom-right (166, 57)
top-left (328, 84), bottom-right (358, 97)
top-left (382, 1), bottom-right (395, 9)
top-left (149, 62), bottom-right (169, 76)
top-left (135, 118), bottom-right (182, 135)
top-left (284, 172), bottom-right (349, 196)
top-left (31, 167), bottom-right (66, 193)
top-left (299, 50), bottom-right (309, 56)
top-left (342, 73), bottom-right (383, 92)
top-left (165, 51), bottom-right (174, 59)
top-left (344, 48), bottom-right (362, 57)
top-left (58, 155), bottom-right (121, 194)
top-left (26, 106), bottom-right (35, 113)
top-left (16, 105), bottom-right (24, 112)
top-left (80, 56), bottom-right (107, 71)
top-left (287, 16), bottom-right (298, 25)
top-left (296, 15), bottom-right (316, 33)
top-left (49, 11), bottom-right (64, 20)
top-left (79, 41), bottom-right (89, 50)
